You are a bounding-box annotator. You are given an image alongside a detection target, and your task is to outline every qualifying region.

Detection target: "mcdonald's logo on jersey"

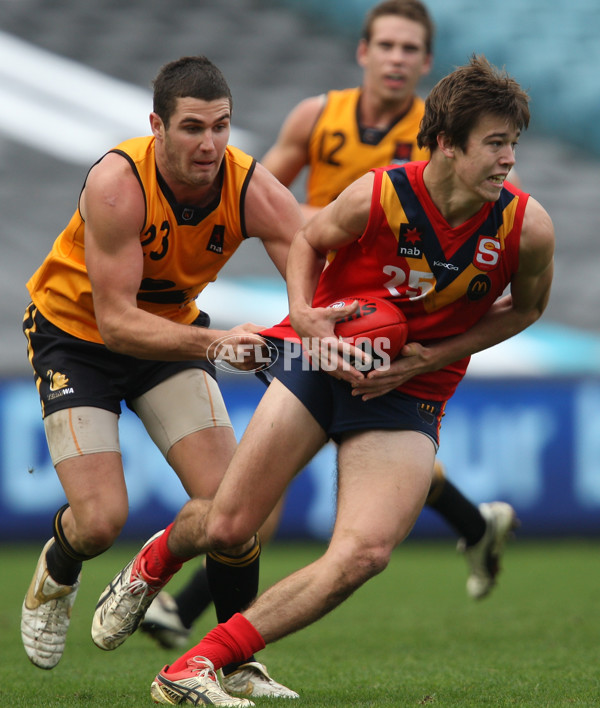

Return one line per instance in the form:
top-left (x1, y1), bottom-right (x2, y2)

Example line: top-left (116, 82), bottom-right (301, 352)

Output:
top-left (467, 274), bottom-right (492, 301)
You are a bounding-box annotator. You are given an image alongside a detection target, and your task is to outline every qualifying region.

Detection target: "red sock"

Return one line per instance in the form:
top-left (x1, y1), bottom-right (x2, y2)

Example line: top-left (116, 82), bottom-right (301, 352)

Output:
top-left (140, 523), bottom-right (189, 581)
top-left (167, 614), bottom-right (266, 674)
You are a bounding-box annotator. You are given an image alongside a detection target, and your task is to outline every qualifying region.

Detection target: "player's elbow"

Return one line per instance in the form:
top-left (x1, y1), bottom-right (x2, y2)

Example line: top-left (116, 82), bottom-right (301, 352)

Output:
top-left (512, 271), bottom-right (553, 333)
top-left (522, 289), bottom-right (551, 329)
top-left (96, 312), bottom-right (130, 354)
top-left (511, 304), bottom-right (544, 338)
top-left (100, 329), bottom-right (126, 354)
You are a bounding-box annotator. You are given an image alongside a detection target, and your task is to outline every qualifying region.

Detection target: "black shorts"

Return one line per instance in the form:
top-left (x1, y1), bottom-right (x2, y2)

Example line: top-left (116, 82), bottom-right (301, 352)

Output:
top-left (23, 303), bottom-right (216, 418)
top-left (258, 337), bottom-right (445, 446)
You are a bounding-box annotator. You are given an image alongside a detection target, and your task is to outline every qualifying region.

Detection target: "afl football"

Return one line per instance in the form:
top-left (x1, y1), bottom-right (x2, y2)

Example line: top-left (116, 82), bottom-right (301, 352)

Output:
top-left (328, 295), bottom-right (408, 364)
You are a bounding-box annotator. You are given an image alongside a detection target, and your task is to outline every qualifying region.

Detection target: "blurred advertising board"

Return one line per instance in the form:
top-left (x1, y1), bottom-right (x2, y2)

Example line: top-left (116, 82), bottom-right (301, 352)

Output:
top-left (1, 373), bottom-right (599, 542)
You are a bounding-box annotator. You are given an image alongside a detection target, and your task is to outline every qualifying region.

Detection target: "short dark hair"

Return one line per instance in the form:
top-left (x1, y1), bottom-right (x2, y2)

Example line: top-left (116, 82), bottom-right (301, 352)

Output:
top-left (361, 0), bottom-right (435, 55)
top-left (152, 56), bottom-right (233, 127)
top-left (418, 54), bottom-right (530, 153)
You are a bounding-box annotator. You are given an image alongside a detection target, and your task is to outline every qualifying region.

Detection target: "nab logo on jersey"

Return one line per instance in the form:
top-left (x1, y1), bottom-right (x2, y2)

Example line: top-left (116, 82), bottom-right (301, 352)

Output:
top-left (397, 223), bottom-right (423, 257)
top-left (207, 225), bottom-right (225, 254)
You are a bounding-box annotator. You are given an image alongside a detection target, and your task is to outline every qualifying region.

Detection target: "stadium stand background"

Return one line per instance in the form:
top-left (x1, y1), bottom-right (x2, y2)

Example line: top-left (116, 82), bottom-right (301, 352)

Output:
top-left (1, 0), bottom-right (599, 540)
top-left (277, 0), bottom-right (600, 156)
top-left (1, 0), bottom-right (600, 376)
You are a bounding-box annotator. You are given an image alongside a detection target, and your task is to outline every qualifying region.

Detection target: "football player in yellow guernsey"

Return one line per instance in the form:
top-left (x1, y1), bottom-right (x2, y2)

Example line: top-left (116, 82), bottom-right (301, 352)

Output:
top-left (21, 55), bottom-right (302, 703)
top-left (141, 1), bottom-right (518, 653)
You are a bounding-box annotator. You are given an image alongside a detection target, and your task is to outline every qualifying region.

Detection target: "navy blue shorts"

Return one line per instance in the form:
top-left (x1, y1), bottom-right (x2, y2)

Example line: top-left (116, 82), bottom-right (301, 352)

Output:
top-left (23, 303), bottom-right (216, 418)
top-left (258, 338), bottom-right (445, 446)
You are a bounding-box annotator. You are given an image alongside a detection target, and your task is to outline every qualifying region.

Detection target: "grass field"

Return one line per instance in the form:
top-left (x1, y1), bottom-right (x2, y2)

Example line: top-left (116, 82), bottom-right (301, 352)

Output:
top-left (1, 538), bottom-right (598, 707)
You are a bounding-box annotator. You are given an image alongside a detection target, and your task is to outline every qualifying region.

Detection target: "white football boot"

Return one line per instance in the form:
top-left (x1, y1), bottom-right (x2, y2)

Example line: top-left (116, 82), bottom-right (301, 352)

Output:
top-left (92, 530), bottom-right (167, 650)
top-left (21, 538), bottom-right (80, 669)
top-left (222, 661), bottom-right (299, 699)
top-left (458, 501), bottom-right (518, 599)
top-left (151, 656), bottom-right (254, 706)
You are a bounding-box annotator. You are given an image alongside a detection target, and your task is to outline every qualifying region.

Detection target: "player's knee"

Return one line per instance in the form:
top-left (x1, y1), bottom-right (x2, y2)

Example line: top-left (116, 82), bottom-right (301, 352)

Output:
top-left (332, 539), bottom-right (392, 590)
top-left (205, 509), bottom-right (254, 551)
top-left (70, 511), bottom-right (126, 556)
top-left (72, 527), bottom-right (118, 556)
top-left (352, 543), bottom-right (391, 582)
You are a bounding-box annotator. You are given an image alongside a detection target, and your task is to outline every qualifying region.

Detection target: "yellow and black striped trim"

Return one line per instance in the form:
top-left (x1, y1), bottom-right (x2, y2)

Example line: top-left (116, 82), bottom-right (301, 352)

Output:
top-left (207, 535), bottom-right (261, 567)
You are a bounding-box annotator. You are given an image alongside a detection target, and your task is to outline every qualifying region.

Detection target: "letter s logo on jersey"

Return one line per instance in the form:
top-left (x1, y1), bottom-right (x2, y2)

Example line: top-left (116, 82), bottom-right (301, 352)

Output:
top-left (474, 235), bottom-right (501, 272)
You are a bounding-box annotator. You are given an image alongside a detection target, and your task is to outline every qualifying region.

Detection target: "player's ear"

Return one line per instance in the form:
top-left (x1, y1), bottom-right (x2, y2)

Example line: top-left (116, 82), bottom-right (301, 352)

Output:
top-left (150, 112), bottom-right (165, 140)
top-left (356, 38), bottom-right (368, 68)
top-left (421, 52), bottom-right (433, 78)
top-left (437, 132), bottom-right (455, 158)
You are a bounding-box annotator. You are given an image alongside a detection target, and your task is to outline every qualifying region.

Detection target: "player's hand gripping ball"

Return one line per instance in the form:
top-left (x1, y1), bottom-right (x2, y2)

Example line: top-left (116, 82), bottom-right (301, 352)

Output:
top-left (328, 295), bottom-right (408, 369)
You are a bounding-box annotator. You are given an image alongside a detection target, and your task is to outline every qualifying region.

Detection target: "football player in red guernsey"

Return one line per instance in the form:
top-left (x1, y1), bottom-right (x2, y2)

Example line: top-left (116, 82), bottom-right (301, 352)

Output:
top-left (95, 55), bottom-right (554, 704)
top-left (142, 1), bottom-right (524, 653)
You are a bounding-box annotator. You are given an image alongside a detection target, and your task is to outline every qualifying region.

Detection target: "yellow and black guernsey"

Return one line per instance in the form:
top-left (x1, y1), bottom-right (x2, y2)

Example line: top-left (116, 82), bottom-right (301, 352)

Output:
top-left (27, 137), bottom-right (255, 344)
top-left (306, 87), bottom-right (429, 207)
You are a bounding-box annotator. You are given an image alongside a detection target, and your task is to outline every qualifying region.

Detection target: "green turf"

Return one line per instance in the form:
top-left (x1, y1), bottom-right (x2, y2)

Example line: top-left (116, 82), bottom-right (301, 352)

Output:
top-left (1, 538), bottom-right (598, 707)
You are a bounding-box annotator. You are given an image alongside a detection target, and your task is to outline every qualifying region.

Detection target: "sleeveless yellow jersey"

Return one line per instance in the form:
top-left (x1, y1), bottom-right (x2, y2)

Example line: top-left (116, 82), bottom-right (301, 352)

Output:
top-left (27, 137), bottom-right (255, 343)
top-left (306, 87), bottom-right (429, 207)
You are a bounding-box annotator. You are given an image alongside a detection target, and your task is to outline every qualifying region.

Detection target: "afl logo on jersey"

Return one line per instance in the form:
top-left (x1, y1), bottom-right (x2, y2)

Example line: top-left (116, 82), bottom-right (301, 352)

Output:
top-left (467, 274), bottom-right (491, 301)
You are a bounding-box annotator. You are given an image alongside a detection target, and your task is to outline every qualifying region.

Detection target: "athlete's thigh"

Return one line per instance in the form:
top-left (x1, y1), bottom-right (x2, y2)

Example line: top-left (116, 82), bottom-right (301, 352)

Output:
top-left (332, 429), bottom-right (436, 549)
top-left (211, 377), bottom-right (329, 533)
top-left (45, 407), bottom-right (128, 529)
top-left (131, 368), bottom-right (235, 498)
top-left (167, 426), bottom-right (238, 499)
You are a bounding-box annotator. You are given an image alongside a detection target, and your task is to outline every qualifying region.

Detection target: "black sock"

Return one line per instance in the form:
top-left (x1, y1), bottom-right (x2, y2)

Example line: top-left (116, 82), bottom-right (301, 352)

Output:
top-left (206, 538), bottom-right (260, 675)
top-left (426, 478), bottom-right (485, 545)
top-left (46, 504), bottom-right (84, 585)
top-left (174, 564), bottom-right (213, 629)
top-left (46, 540), bottom-right (82, 586)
